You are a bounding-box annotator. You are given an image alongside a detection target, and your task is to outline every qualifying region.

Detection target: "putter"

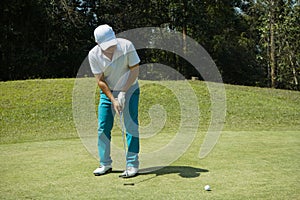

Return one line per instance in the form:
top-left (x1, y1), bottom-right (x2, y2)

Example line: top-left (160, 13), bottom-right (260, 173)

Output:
top-left (119, 111), bottom-right (128, 177)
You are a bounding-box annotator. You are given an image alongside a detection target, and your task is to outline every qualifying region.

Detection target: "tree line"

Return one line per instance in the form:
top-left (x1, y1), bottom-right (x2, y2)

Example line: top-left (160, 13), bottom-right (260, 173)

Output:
top-left (1, 0), bottom-right (299, 90)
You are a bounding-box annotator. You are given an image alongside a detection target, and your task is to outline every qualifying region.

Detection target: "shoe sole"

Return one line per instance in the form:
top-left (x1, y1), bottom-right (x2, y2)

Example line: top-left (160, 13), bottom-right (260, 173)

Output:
top-left (93, 168), bottom-right (112, 176)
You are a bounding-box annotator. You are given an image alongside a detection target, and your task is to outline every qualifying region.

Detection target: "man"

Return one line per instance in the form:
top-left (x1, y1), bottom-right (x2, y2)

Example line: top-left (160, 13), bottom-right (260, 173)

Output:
top-left (88, 24), bottom-right (140, 178)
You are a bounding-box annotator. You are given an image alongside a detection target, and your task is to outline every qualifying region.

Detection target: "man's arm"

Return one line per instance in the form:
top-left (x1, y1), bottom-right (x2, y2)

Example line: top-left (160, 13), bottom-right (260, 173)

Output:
top-left (121, 64), bottom-right (139, 92)
top-left (116, 64), bottom-right (139, 111)
top-left (95, 73), bottom-right (122, 114)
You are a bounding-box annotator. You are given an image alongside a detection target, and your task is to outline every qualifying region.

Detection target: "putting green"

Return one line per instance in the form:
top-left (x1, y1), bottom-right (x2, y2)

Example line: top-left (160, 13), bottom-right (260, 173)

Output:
top-left (1, 131), bottom-right (299, 199)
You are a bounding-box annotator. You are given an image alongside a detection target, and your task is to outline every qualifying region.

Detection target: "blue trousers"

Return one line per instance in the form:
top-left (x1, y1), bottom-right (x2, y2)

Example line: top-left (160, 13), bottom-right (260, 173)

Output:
top-left (98, 84), bottom-right (140, 168)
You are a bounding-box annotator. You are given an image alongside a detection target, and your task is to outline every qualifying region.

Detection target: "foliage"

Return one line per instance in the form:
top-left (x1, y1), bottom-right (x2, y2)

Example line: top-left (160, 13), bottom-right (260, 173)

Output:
top-left (0, 0), bottom-right (299, 90)
top-left (0, 0), bottom-right (92, 80)
top-left (243, 0), bottom-right (300, 89)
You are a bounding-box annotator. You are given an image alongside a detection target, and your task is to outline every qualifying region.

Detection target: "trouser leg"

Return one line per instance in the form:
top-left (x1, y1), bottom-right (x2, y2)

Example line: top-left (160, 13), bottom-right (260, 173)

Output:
top-left (123, 87), bottom-right (140, 168)
top-left (98, 93), bottom-right (114, 166)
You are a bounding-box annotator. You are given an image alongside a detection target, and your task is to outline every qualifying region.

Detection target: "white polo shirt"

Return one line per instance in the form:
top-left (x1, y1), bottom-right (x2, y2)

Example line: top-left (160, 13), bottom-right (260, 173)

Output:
top-left (88, 38), bottom-right (140, 91)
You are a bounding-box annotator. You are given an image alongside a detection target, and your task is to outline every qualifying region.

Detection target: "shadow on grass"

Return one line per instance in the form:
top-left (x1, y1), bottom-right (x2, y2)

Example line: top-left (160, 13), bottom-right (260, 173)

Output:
top-left (139, 166), bottom-right (209, 178)
top-left (111, 166), bottom-right (208, 186)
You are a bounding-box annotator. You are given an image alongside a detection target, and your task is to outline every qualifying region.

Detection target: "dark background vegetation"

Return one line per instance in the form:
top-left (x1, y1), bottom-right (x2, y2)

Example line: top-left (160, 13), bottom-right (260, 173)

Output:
top-left (0, 0), bottom-right (299, 90)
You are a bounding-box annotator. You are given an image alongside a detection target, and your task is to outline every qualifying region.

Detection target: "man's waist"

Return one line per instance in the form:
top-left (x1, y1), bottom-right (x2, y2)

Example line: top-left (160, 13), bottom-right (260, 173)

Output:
top-left (100, 81), bottom-right (139, 93)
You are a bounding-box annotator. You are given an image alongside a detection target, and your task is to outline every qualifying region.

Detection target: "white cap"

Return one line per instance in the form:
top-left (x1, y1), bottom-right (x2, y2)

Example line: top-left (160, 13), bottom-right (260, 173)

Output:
top-left (94, 24), bottom-right (117, 50)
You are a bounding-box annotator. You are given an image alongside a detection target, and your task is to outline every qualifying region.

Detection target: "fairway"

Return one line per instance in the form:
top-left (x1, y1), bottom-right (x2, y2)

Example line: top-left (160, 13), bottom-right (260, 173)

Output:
top-left (1, 79), bottom-right (300, 199)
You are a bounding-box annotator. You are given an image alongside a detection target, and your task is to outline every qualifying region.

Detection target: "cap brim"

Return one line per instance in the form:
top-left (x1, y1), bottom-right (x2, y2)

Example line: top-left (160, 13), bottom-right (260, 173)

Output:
top-left (100, 39), bottom-right (118, 50)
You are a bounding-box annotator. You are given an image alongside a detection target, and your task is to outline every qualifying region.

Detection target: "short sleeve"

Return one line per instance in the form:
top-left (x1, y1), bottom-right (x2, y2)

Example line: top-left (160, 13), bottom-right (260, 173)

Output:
top-left (127, 43), bottom-right (140, 67)
top-left (88, 50), bottom-right (102, 75)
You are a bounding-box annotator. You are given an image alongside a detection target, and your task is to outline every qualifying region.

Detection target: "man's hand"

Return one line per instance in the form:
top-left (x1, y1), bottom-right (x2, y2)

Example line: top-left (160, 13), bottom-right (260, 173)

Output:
top-left (118, 92), bottom-right (126, 110)
top-left (95, 73), bottom-right (123, 115)
top-left (112, 98), bottom-right (122, 115)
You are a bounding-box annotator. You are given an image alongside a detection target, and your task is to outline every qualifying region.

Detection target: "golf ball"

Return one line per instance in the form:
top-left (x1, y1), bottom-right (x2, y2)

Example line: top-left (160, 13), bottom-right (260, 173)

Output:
top-left (204, 185), bottom-right (211, 191)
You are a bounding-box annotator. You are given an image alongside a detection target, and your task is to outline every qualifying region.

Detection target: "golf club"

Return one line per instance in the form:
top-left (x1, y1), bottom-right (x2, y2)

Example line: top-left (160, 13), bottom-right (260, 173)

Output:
top-left (123, 174), bottom-right (157, 186)
top-left (120, 111), bottom-right (128, 177)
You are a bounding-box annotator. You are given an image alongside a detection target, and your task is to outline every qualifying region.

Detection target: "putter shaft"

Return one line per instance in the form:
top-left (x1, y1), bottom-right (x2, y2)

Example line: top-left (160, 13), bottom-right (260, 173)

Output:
top-left (120, 112), bottom-right (128, 175)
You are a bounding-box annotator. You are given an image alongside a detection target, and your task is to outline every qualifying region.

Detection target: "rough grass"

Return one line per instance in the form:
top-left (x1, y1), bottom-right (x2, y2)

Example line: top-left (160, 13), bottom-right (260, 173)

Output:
top-left (1, 79), bottom-right (299, 144)
top-left (0, 79), bottom-right (76, 144)
top-left (1, 79), bottom-right (299, 199)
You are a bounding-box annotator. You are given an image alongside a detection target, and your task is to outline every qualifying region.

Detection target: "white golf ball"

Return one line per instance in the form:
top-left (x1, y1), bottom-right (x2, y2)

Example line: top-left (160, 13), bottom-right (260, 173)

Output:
top-left (204, 185), bottom-right (211, 191)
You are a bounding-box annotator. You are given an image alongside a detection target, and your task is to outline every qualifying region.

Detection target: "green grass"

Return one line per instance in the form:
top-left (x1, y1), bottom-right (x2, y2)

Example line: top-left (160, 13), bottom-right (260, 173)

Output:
top-left (1, 79), bottom-right (300, 199)
top-left (0, 79), bottom-right (76, 144)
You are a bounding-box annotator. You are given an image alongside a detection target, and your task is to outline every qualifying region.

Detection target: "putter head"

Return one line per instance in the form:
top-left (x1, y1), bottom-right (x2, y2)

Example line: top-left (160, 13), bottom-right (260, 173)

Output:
top-left (119, 171), bottom-right (128, 178)
top-left (119, 169), bottom-right (138, 178)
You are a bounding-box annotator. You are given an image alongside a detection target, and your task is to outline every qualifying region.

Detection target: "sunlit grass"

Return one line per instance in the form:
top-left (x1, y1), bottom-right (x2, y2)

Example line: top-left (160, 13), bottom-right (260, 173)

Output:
top-left (1, 79), bottom-right (299, 199)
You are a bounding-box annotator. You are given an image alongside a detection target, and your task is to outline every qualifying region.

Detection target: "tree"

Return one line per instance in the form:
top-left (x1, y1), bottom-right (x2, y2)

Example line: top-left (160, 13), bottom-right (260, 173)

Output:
top-left (0, 0), bottom-right (91, 80)
top-left (1, 0), bottom-right (298, 90)
top-left (244, 0), bottom-right (300, 89)
top-left (276, 0), bottom-right (300, 89)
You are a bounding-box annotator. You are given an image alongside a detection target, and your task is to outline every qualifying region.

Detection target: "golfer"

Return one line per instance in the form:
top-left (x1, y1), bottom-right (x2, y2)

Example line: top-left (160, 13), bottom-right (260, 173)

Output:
top-left (88, 24), bottom-right (140, 178)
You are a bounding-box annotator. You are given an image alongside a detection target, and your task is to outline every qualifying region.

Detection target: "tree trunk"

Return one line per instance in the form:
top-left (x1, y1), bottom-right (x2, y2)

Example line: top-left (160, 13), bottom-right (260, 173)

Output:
top-left (269, 1), bottom-right (276, 88)
top-left (182, 24), bottom-right (187, 54)
top-left (181, 0), bottom-right (187, 78)
top-left (289, 54), bottom-right (298, 86)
